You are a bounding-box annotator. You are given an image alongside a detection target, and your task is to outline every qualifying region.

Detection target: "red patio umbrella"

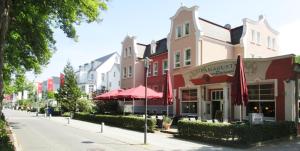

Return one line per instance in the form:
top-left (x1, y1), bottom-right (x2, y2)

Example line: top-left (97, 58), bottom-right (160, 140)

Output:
top-left (94, 89), bottom-right (123, 100)
top-left (117, 85), bottom-right (162, 99)
top-left (232, 55), bottom-right (248, 121)
top-left (163, 71), bottom-right (173, 116)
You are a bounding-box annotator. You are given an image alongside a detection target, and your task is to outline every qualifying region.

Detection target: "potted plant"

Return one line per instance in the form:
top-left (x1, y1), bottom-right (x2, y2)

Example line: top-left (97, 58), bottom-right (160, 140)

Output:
top-left (162, 116), bottom-right (172, 130)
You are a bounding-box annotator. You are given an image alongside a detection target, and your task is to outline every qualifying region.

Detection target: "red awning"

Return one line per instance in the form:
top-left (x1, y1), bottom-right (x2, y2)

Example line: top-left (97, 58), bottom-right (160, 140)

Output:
top-left (94, 89), bottom-right (124, 100)
top-left (117, 85), bottom-right (162, 99)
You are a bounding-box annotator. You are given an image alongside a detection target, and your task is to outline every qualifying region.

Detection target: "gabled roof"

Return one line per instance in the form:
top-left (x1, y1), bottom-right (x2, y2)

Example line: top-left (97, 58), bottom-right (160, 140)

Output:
top-left (92, 52), bottom-right (117, 71)
top-left (143, 38), bottom-right (168, 58)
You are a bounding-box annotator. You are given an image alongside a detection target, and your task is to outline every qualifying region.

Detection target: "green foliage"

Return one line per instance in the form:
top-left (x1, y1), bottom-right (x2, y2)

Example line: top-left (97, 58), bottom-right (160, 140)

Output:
top-left (75, 112), bottom-right (157, 132)
top-left (0, 117), bottom-right (14, 151)
top-left (177, 120), bottom-right (296, 146)
top-left (47, 91), bottom-right (55, 99)
top-left (17, 99), bottom-right (34, 109)
top-left (0, 0), bottom-right (108, 112)
top-left (163, 116), bottom-right (172, 124)
top-left (296, 56), bottom-right (300, 64)
top-left (55, 62), bottom-right (81, 113)
top-left (77, 98), bottom-right (95, 113)
top-left (94, 100), bottom-right (121, 114)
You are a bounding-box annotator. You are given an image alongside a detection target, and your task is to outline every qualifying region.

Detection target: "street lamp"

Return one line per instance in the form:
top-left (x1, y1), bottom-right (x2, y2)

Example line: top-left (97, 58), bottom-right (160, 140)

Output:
top-left (138, 57), bottom-right (152, 144)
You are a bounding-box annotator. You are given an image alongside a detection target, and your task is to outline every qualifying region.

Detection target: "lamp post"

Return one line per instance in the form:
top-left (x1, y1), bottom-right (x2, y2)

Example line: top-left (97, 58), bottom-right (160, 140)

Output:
top-left (143, 57), bottom-right (151, 145)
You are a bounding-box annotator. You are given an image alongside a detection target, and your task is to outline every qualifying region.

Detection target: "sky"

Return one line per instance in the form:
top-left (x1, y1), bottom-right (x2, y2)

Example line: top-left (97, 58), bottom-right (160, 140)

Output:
top-left (27, 0), bottom-right (300, 82)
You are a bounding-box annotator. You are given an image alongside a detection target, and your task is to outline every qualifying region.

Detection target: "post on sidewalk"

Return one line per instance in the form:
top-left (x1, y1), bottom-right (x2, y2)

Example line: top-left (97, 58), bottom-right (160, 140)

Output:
top-left (101, 122), bottom-right (104, 133)
top-left (49, 114), bottom-right (52, 119)
top-left (36, 112), bottom-right (38, 117)
top-left (67, 117), bottom-right (70, 124)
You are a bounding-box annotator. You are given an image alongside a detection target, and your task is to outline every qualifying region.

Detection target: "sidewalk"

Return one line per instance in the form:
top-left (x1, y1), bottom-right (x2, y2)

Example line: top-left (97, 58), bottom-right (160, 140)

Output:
top-left (46, 116), bottom-right (238, 151)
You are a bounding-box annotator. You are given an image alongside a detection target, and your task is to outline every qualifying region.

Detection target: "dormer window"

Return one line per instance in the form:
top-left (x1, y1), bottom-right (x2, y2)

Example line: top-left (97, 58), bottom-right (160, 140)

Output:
top-left (124, 48), bottom-right (128, 58)
top-left (184, 22), bottom-right (190, 35)
top-left (176, 26), bottom-right (183, 38)
top-left (129, 47), bottom-right (132, 56)
top-left (151, 40), bottom-right (157, 54)
top-left (251, 30), bottom-right (256, 42)
top-left (272, 38), bottom-right (276, 49)
top-left (267, 36), bottom-right (271, 48)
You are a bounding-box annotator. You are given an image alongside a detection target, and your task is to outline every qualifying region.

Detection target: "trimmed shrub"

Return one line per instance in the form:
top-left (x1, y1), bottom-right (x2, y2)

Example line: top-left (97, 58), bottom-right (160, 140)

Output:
top-left (74, 112), bottom-right (156, 132)
top-left (177, 120), bottom-right (296, 146)
top-left (0, 116), bottom-right (14, 151)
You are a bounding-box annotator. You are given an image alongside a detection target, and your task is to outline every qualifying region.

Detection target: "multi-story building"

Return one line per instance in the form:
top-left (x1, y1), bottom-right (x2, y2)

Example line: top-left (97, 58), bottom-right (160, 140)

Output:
top-left (41, 76), bottom-right (60, 99)
top-left (120, 5), bottom-right (299, 123)
top-left (76, 52), bottom-right (120, 96)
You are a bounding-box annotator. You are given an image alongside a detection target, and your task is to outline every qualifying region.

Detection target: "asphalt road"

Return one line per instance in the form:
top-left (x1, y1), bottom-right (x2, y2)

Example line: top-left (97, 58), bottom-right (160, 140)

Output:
top-left (3, 109), bottom-right (300, 151)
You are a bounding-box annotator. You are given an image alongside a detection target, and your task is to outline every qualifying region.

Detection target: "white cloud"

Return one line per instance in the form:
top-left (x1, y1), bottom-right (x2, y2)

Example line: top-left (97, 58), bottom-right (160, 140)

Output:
top-left (278, 20), bottom-right (300, 55)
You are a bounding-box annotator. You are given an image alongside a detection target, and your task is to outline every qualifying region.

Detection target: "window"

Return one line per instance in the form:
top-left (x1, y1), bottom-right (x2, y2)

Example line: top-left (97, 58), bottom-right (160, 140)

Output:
top-left (128, 47), bottom-right (132, 56)
top-left (123, 67), bottom-right (127, 78)
top-left (174, 51), bottom-right (180, 68)
top-left (251, 30), bottom-right (256, 42)
top-left (181, 89), bottom-right (198, 114)
top-left (267, 36), bottom-right (271, 48)
top-left (211, 90), bottom-right (223, 100)
top-left (148, 64), bottom-right (152, 76)
top-left (128, 66), bottom-right (132, 77)
top-left (184, 22), bottom-right (190, 35)
top-left (247, 83), bottom-right (275, 118)
top-left (89, 85), bottom-right (94, 93)
top-left (124, 48), bottom-right (127, 57)
top-left (101, 73), bottom-right (105, 81)
top-left (162, 60), bottom-right (168, 74)
top-left (272, 38), bottom-right (276, 49)
top-left (90, 74), bottom-right (94, 81)
top-left (184, 48), bottom-right (191, 66)
top-left (153, 62), bottom-right (158, 76)
top-left (176, 26), bottom-right (182, 38)
top-left (113, 72), bottom-right (115, 77)
top-left (109, 82), bottom-right (111, 88)
top-left (256, 32), bottom-right (260, 44)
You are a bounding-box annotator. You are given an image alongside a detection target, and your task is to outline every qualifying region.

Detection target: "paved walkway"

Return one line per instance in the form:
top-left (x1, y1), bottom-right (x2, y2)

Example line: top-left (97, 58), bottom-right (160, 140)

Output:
top-left (4, 109), bottom-right (300, 151)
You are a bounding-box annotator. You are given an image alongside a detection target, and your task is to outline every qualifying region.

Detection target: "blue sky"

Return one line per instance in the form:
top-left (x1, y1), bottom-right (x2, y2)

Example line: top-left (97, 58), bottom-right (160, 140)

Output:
top-left (27, 0), bottom-right (300, 82)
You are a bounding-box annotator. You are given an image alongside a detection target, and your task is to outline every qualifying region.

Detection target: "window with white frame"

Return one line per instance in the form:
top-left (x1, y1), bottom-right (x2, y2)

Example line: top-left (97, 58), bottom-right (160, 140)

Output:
top-left (153, 62), bottom-right (158, 76)
top-left (251, 30), bottom-right (256, 42)
top-left (256, 32), bottom-right (260, 44)
top-left (113, 72), bottom-right (115, 77)
top-left (184, 48), bottom-right (191, 66)
top-left (101, 73), bottom-right (105, 81)
top-left (176, 26), bottom-right (183, 38)
top-left (128, 66), bottom-right (132, 77)
top-left (89, 85), bottom-right (94, 93)
top-left (162, 60), bottom-right (168, 74)
top-left (184, 22), bottom-right (190, 35)
top-left (247, 83), bottom-right (275, 118)
top-left (148, 64), bottom-right (152, 76)
top-left (123, 67), bottom-right (127, 78)
top-left (174, 51), bottom-right (181, 68)
top-left (211, 90), bottom-right (223, 100)
top-left (181, 89), bottom-right (198, 114)
top-left (267, 36), bottom-right (271, 48)
top-left (272, 38), bottom-right (276, 49)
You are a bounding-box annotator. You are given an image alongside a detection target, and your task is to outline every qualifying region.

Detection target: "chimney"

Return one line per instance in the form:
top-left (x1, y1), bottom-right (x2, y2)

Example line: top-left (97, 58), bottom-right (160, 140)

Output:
top-left (259, 15), bottom-right (265, 21)
top-left (151, 40), bottom-right (157, 54)
top-left (224, 24), bottom-right (231, 30)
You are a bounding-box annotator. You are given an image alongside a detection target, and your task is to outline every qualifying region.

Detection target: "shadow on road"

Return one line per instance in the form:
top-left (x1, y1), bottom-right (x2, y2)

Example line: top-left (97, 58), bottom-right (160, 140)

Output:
top-left (8, 122), bottom-right (22, 130)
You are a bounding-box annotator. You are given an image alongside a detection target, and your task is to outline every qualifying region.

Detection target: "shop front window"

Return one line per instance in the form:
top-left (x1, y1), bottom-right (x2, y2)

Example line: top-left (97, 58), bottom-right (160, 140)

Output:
top-left (181, 89), bottom-right (197, 114)
top-left (247, 83), bottom-right (275, 118)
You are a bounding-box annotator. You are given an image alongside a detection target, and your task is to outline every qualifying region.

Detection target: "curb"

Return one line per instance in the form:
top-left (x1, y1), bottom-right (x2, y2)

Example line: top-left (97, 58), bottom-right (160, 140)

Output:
top-left (5, 116), bottom-right (22, 151)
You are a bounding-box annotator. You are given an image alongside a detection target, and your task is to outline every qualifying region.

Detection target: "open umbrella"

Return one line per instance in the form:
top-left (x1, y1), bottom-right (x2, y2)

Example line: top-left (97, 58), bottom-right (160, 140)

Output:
top-left (94, 89), bottom-right (123, 100)
top-left (232, 55), bottom-right (248, 121)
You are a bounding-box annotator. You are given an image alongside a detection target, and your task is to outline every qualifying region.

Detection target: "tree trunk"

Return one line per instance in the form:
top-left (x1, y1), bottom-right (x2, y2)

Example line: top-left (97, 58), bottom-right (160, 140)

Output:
top-left (0, 0), bottom-right (10, 115)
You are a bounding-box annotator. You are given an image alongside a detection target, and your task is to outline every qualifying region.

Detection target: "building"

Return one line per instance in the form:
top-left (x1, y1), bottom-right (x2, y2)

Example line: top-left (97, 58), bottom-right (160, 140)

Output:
top-left (120, 5), bottom-right (299, 122)
top-left (41, 76), bottom-right (60, 99)
top-left (76, 52), bottom-right (120, 96)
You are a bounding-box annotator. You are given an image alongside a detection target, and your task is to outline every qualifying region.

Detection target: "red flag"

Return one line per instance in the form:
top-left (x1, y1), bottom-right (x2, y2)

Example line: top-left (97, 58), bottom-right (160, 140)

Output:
top-left (47, 78), bottom-right (53, 92)
top-left (60, 73), bottom-right (65, 87)
top-left (163, 70), bottom-right (173, 105)
top-left (38, 82), bottom-right (42, 93)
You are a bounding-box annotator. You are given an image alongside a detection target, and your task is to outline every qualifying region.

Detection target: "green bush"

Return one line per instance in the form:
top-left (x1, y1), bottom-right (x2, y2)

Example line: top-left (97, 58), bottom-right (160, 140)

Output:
top-left (0, 117), bottom-right (14, 151)
top-left (74, 112), bottom-right (156, 132)
top-left (177, 120), bottom-right (296, 146)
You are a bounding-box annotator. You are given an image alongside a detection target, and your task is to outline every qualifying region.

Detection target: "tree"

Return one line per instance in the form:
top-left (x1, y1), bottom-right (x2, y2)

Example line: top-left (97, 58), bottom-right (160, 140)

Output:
top-left (296, 56), bottom-right (300, 64)
top-left (55, 62), bottom-right (81, 117)
top-left (0, 0), bottom-right (108, 114)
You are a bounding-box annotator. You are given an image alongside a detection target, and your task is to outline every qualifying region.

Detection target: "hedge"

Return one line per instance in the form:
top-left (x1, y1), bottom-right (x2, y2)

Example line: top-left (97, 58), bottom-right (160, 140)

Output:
top-left (0, 116), bottom-right (14, 151)
top-left (177, 120), bottom-right (296, 146)
top-left (74, 112), bottom-right (156, 132)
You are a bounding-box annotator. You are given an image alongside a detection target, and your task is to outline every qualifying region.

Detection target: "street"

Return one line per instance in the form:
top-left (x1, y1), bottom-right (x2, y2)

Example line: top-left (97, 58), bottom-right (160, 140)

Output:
top-left (3, 109), bottom-right (300, 151)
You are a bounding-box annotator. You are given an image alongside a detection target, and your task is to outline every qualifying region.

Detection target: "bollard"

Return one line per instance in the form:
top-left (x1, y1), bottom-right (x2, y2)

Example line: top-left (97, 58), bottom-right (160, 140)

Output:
top-left (49, 114), bottom-right (52, 119)
top-left (36, 112), bottom-right (39, 117)
top-left (101, 122), bottom-right (104, 133)
top-left (44, 113), bottom-right (46, 117)
top-left (67, 117), bottom-right (70, 124)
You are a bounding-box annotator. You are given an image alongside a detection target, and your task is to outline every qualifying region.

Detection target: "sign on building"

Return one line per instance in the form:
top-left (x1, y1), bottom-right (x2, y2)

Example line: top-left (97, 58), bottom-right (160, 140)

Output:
top-left (249, 113), bottom-right (264, 125)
